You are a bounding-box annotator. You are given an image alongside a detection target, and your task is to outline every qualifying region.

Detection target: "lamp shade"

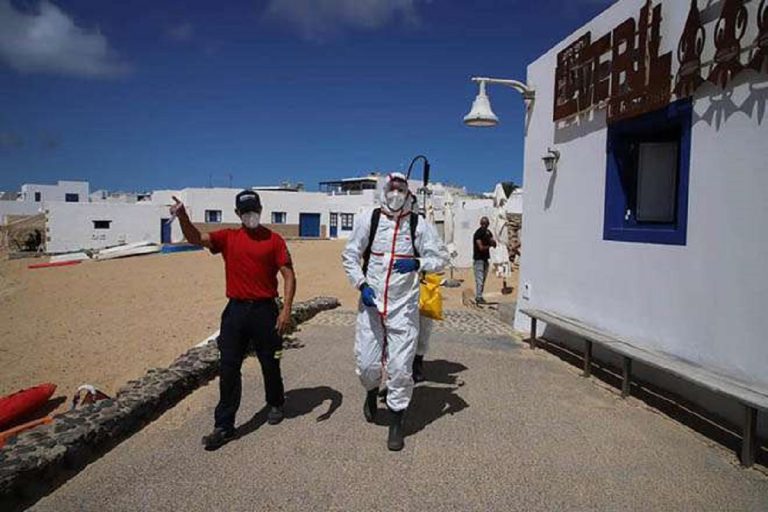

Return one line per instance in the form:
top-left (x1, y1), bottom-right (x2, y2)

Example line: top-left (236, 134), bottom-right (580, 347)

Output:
top-left (463, 81), bottom-right (499, 127)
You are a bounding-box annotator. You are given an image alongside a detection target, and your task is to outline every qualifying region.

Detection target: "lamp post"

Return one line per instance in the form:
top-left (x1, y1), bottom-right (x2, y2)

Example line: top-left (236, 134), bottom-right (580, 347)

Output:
top-left (463, 77), bottom-right (535, 127)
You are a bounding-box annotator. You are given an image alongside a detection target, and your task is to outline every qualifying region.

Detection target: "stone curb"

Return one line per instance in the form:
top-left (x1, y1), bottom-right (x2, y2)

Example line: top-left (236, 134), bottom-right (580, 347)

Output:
top-left (0, 296), bottom-right (340, 507)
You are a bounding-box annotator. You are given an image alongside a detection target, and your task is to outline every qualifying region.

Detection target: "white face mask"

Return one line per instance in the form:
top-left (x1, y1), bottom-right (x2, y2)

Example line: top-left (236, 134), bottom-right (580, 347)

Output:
top-left (385, 190), bottom-right (406, 212)
top-left (240, 211), bottom-right (260, 229)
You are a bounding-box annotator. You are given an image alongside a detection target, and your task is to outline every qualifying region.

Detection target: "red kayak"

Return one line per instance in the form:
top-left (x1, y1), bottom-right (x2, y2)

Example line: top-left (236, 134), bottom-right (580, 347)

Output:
top-left (0, 383), bottom-right (56, 429)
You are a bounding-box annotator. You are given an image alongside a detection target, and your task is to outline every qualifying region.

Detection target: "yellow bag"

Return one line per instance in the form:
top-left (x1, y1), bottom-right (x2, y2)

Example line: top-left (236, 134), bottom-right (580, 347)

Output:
top-left (419, 273), bottom-right (443, 320)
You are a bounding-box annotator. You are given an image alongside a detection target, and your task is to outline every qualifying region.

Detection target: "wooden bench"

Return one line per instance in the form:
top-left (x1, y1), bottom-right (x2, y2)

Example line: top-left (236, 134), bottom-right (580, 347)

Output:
top-left (520, 308), bottom-right (768, 468)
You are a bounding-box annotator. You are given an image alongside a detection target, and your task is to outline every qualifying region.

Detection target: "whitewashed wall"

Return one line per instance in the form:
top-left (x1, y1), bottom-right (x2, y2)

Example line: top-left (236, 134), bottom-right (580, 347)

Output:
top-left (46, 202), bottom-right (183, 253)
top-left (505, 189), bottom-right (523, 215)
top-left (515, 0), bottom-right (768, 394)
top-left (0, 201), bottom-right (42, 224)
top-left (327, 190), bottom-right (378, 239)
top-left (453, 203), bottom-right (495, 268)
top-left (21, 181), bottom-right (89, 203)
top-left (151, 188), bottom-right (379, 239)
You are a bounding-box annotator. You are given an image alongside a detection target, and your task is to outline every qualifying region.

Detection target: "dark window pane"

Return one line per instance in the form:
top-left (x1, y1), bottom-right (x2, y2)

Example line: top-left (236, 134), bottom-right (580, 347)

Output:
top-left (636, 142), bottom-right (678, 223)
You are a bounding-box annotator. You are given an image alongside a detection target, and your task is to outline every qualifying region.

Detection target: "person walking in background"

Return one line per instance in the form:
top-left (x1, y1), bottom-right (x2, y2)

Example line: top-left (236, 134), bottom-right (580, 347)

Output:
top-left (473, 216), bottom-right (496, 305)
top-left (170, 190), bottom-right (296, 450)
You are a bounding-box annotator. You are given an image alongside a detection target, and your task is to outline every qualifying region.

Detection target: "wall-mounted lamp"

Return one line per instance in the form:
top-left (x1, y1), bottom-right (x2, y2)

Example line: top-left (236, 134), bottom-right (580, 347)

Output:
top-left (542, 148), bottom-right (560, 173)
top-left (463, 77), bottom-right (535, 127)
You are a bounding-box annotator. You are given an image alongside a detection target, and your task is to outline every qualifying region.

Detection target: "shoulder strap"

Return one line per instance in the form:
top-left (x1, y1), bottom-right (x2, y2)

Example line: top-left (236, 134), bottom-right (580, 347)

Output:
top-left (362, 208), bottom-right (381, 276)
top-left (410, 212), bottom-right (420, 258)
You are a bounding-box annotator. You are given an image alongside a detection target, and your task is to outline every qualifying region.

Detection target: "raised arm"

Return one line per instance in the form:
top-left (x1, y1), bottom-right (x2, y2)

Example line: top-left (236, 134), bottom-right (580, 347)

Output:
top-left (171, 196), bottom-right (211, 248)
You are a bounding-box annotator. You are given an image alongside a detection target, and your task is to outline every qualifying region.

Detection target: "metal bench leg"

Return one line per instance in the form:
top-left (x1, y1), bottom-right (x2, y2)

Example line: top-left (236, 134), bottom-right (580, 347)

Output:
top-left (741, 406), bottom-right (758, 467)
top-left (621, 357), bottom-right (632, 398)
top-left (583, 340), bottom-right (592, 377)
top-left (529, 318), bottom-right (537, 350)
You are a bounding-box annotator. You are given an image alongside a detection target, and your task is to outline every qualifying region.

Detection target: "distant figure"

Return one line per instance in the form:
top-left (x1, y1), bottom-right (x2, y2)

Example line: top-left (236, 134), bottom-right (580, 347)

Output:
top-left (170, 190), bottom-right (296, 450)
top-left (473, 216), bottom-right (496, 304)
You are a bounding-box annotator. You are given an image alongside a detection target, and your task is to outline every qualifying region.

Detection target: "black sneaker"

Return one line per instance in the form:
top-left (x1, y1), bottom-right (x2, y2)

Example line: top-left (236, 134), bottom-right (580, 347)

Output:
top-left (267, 406), bottom-right (284, 425)
top-left (475, 297), bottom-right (487, 305)
top-left (202, 427), bottom-right (235, 450)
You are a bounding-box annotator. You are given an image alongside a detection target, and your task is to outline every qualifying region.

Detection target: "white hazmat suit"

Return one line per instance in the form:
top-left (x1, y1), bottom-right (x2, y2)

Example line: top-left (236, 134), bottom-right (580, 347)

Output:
top-left (342, 174), bottom-right (449, 412)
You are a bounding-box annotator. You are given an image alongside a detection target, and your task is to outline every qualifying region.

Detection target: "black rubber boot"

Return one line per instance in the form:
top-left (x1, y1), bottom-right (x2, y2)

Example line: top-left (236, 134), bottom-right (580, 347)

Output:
top-left (364, 389), bottom-right (378, 423)
top-left (412, 355), bottom-right (425, 383)
top-left (387, 409), bottom-right (405, 451)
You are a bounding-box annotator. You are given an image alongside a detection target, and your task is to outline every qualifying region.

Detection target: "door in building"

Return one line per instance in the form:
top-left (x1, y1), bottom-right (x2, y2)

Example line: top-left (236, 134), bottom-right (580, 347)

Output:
top-left (330, 213), bottom-right (338, 238)
top-left (161, 219), bottom-right (171, 244)
top-left (299, 213), bottom-right (321, 238)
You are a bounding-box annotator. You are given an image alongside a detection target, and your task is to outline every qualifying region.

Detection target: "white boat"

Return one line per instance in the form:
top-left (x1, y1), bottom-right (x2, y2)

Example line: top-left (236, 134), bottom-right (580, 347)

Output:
top-left (96, 241), bottom-right (154, 256)
top-left (94, 243), bottom-right (160, 261)
top-left (49, 252), bottom-right (91, 264)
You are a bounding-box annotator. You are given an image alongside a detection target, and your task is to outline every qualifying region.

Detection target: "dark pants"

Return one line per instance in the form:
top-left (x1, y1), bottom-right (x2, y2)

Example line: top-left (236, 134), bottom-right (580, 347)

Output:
top-left (214, 299), bottom-right (285, 430)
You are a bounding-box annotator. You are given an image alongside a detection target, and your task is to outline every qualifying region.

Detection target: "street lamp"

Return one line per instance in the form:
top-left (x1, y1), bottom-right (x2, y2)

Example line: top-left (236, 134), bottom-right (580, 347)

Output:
top-left (542, 148), bottom-right (560, 172)
top-left (463, 77), bottom-right (535, 127)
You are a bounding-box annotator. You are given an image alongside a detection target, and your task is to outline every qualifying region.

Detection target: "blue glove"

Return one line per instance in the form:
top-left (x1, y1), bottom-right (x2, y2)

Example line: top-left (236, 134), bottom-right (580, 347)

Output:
top-left (360, 284), bottom-right (376, 307)
top-left (393, 258), bottom-right (420, 274)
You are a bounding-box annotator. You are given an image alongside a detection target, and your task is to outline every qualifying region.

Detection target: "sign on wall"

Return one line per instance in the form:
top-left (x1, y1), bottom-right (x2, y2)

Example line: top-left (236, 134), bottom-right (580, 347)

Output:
top-left (553, 0), bottom-right (768, 123)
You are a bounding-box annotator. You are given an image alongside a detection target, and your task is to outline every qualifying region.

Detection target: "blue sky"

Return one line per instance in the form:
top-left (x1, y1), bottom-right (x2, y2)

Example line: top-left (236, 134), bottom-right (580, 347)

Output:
top-left (0, 0), bottom-right (614, 194)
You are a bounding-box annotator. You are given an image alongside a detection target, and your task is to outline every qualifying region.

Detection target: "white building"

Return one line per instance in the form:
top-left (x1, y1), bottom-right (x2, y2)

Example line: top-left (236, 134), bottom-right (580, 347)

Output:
top-left (21, 180), bottom-right (89, 203)
top-left (513, 0), bottom-right (768, 438)
top-left (90, 190), bottom-right (151, 203)
top-left (152, 187), bottom-right (372, 240)
top-left (1, 180), bottom-right (89, 225)
top-left (45, 202), bottom-right (183, 253)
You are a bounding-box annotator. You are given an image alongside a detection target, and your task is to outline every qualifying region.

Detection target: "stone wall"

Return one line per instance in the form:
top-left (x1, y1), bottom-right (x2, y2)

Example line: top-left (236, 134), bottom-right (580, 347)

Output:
top-left (0, 296), bottom-right (340, 509)
top-left (506, 213), bottom-right (522, 266)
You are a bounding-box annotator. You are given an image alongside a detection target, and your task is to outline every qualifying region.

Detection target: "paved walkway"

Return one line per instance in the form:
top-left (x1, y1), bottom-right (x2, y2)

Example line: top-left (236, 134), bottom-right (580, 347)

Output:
top-left (31, 311), bottom-right (768, 511)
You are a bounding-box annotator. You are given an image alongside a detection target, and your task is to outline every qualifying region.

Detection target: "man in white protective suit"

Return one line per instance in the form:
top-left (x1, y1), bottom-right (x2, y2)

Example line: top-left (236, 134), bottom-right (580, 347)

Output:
top-left (342, 172), bottom-right (449, 451)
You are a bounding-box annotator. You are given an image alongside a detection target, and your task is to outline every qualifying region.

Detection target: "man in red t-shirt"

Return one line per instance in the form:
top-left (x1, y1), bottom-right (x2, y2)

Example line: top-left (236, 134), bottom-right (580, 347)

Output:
top-left (170, 190), bottom-right (296, 450)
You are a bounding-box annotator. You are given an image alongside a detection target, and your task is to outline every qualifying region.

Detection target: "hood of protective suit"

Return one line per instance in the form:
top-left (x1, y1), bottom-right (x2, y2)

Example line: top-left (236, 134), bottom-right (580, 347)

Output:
top-left (378, 172), bottom-right (413, 216)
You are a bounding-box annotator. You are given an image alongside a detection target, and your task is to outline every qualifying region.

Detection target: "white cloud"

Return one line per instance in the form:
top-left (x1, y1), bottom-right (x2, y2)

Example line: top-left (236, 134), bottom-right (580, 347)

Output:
top-left (265, 0), bottom-right (426, 41)
top-left (0, 0), bottom-right (130, 78)
top-left (166, 22), bottom-right (194, 43)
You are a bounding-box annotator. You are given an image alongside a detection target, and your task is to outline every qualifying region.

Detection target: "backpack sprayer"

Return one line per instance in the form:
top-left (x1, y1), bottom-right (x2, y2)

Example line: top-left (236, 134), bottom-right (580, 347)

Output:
top-left (405, 155), bottom-right (461, 288)
top-left (405, 154), bottom-right (430, 217)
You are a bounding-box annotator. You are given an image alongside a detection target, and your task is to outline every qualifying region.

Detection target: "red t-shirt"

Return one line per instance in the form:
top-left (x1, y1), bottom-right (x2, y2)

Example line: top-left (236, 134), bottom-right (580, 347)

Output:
top-left (209, 227), bottom-right (291, 300)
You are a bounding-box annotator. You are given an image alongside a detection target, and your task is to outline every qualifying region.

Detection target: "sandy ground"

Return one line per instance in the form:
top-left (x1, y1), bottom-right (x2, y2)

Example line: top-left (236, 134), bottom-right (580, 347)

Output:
top-left (0, 239), bottom-right (516, 413)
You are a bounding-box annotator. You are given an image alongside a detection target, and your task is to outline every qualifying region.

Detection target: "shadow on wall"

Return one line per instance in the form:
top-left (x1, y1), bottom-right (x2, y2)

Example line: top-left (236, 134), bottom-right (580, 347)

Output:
top-left (694, 72), bottom-right (768, 129)
top-left (553, 108), bottom-right (608, 145)
top-left (550, 72), bottom-right (768, 143)
top-left (544, 167), bottom-right (558, 211)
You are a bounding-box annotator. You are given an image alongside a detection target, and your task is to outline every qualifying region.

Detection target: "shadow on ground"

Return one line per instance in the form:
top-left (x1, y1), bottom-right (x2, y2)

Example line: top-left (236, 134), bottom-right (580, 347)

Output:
top-left (373, 359), bottom-right (470, 436)
top-left (236, 386), bottom-right (343, 440)
top-left (533, 336), bottom-right (768, 468)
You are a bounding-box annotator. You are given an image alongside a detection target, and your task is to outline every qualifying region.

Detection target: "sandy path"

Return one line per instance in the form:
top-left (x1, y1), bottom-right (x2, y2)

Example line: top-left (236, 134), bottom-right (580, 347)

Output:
top-left (0, 239), bottom-right (516, 412)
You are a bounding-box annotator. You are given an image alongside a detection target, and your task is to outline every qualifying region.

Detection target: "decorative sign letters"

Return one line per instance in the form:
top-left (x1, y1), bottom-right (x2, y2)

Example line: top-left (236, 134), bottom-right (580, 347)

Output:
top-left (553, 0), bottom-right (768, 124)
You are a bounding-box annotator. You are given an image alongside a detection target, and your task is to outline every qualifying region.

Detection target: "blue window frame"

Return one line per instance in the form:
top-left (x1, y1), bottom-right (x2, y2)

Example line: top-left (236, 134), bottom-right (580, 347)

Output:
top-left (271, 212), bottom-right (287, 224)
top-left (603, 99), bottom-right (692, 246)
